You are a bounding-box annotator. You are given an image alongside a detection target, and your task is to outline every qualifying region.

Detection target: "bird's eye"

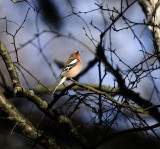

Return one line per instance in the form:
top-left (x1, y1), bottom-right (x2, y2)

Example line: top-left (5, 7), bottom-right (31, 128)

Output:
top-left (76, 51), bottom-right (79, 54)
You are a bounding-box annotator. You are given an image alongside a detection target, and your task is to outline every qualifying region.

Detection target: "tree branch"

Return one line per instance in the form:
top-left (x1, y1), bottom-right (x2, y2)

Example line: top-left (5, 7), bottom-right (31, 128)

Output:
top-left (73, 81), bottom-right (148, 114)
top-left (138, 0), bottom-right (160, 61)
top-left (32, 83), bottom-right (119, 95)
top-left (0, 92), bottom-right (60, 149)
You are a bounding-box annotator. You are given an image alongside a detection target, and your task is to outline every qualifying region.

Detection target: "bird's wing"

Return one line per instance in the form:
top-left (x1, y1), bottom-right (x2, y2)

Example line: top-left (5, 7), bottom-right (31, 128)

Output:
top-left (60, 58), bottom-right (78, 77)
top-left (52, 58), bottom-right (78, 95)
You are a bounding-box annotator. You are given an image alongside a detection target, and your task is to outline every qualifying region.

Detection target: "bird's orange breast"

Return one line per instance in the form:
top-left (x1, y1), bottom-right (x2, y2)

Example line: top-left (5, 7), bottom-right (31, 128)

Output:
top-left (66, 59), bottom-right (82, 79)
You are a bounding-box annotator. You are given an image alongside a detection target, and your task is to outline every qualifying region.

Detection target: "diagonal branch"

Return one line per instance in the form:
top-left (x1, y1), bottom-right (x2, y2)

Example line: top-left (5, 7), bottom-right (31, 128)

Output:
top-left (0, 92), bottom-right (60, 149)
top-left (0, 43), bottom-right (21, 88)
top-left (73, 80), bottom-right (148, 114)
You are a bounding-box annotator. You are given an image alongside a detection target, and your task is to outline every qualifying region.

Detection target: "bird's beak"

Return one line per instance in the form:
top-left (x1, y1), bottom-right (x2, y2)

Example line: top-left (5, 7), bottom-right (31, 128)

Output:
top-left (79, 51), bottom-right (83, 54)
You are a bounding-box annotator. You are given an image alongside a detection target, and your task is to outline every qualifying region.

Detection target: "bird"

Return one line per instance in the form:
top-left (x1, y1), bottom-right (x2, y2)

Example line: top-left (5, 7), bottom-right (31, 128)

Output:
top-left (52, 51), bottom-right (82, 95)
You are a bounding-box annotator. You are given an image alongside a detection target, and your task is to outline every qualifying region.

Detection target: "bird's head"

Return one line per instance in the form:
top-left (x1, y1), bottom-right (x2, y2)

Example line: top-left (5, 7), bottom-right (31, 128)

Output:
top-left (70, 51), bottom-right (82, 59)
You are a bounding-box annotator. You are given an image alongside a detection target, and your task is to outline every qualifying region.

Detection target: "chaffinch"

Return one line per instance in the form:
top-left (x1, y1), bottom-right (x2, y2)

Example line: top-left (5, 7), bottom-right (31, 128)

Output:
top-left (53, 51), bottom-right (82, 95)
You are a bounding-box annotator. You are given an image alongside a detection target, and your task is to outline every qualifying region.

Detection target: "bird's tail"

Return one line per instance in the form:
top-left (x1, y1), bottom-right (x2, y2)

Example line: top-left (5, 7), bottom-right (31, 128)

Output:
top-left (52, 85), bottom-right (59, 96)
top-left (52, 76), bottom-right (67, 96)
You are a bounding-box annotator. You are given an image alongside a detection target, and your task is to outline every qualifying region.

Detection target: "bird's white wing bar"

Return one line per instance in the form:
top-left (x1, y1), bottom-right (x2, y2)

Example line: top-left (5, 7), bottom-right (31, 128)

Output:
top-left (64, 59), bottom-right (77, 71)
top-left (67, 59), bottom-right (77, 66)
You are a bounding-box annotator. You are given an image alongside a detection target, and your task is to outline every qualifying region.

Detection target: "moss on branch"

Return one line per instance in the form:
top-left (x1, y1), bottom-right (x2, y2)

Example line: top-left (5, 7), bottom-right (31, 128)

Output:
top-left (32, 83), bottom-right (119, 95)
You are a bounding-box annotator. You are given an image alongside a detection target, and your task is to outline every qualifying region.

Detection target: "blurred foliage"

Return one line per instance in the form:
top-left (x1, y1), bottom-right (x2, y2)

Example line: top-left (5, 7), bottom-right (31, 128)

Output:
top-left (36, 0), bottom-right (62, 30)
